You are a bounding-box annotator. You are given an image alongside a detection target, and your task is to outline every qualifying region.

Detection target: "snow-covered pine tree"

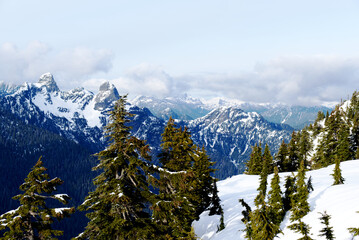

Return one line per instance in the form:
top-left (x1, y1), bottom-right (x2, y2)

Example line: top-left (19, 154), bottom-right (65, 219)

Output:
top-left (318, 211), bottom-right (335, 240)
top-left (331, 157), bottom-right (345, 185)
top-left (77, 96), bottom-right (156, 239)
top-left (0, 157), bottom-right (74, 239)
top-left (289, 160), bottom-right (312, 238)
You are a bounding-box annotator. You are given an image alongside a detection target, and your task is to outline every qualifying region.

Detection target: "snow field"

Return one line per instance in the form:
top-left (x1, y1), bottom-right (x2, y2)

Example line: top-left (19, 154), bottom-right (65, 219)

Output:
top-left (194, 160), bottom-right (359, 240)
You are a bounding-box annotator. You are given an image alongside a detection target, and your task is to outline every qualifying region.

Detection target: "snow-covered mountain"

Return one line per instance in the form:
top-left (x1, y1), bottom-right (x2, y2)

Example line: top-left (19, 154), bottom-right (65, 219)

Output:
top-left (194, 159), bottom-right (359, 240)
top-left (130, 94), bottom-right (210, 120)
top-left (187, 107), bottom-right (293, 177)
top-left (0, 73), bottom-right (119, 151)
top-left (130, 95), bottom-right (332, 129)
top-left (0, 73), bottom-right (294, 178)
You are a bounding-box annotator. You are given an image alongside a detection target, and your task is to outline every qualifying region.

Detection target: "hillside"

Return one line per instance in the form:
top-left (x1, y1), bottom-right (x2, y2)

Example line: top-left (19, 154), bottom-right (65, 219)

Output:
top-left (194, 160), bottom-right (359, 240)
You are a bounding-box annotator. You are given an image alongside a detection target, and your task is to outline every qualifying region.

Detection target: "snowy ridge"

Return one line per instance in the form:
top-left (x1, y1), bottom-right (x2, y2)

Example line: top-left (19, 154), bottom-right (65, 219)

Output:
top-left (194, 160), bottom-right (359, 240)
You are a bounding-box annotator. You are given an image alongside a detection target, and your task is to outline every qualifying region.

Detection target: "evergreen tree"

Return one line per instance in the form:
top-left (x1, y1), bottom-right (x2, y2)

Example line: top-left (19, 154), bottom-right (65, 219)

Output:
top-left (77, 96), bottom-right (156, 240)
top-left (267, 166), bottom-right (284, 229)
top-left (287, 131), bottom-right (300, 171)
top-left (263, 144), bottom-right (274, 174)
top-left (246, 143), bottom-right (262, 175)
top-left (208, 181), bottom-right (223, 216)
top-left (307, 176), bottom-right (314, 193)
top-left (336, 123), bottom-right (352, 161)
top-left (331, 157), bottom-right (345, 185)
top-left (254, 154), bottom-right (269, 206)
top-left (152, 118), bottom-right (198, 239)
top-left (289, 160), bottom-right (311, 238)
top-left (299, 129), bottom-right (312, 168)
top-left (239, 199), bottom-right (252, 239)
top-left (217, 211), bottom-right (225, 232)
top-left (249, 158), bottom-right (279, 240)
top-left (192, 146), bottom-right (222, 218)
top-left (348, 211), bottom-right (359, 237)
top-left (319, 211), bottom-right (335, 240)
top-left (283, 175), bottom-right (296, 212)
top-left (250, 198), bottom-right (278, 240)
top-left (0, 157), bottom-right (74, 239)
top-left (275, 140), bottom-right (288, 172)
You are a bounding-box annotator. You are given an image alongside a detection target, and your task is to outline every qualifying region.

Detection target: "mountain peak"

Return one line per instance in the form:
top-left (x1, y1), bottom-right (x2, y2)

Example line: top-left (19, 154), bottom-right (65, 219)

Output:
top-left (94, 81), bottom-right (120, 111)
top-left (36, 73), bottom-right (60, 92)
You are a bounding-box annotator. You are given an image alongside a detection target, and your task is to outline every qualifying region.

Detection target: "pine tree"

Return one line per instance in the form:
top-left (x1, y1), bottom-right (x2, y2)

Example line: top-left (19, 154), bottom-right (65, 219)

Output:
top-left (0, 157), bottom-right (74, 239)
top-left (192, 146), bottom-right (222, 218)
top-left (319, 211), bottom-right (335, 240)
top-left (348, 211), bottom-right (359, 237)
top-left (263, 144), bottom-right (274, 174)
top-left (152, 118), bottom-right (197, 239)
top-left (250, 198), bottom-right (278, 240)
top-left (267, 166), bottom-right (284, 229)
top-left (299, 129), bottom-right (312, 168)
top-left (289, 160), bottom-right (311, 238)
top-left (254, 153), bottom-right (269, 206)
top-left (283, 175), bottom-right (296, 212)
top-left (217, 211), bottom-right (225, 232)
top-left (239, 198), bottom-right (252, 239)
top-left (275, 140), bottom-right (288, 172)
top-left (287, 131), bottom-right (300, 171)
top-left (77, 96), bottom-right (156, 239)
top-left (331, 157), bottom-right (345, 185)
top-left (209, 181), bottom-right (223, 216)
top-left (246, 143), bottom-right (262, 175)
top-left (250, 158), bottom-right (279, 240)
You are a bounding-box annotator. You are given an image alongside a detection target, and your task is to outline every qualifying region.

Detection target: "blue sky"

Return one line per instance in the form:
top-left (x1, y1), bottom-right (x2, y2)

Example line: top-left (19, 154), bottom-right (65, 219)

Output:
top-left (1, 0), bottom-right (359, 105)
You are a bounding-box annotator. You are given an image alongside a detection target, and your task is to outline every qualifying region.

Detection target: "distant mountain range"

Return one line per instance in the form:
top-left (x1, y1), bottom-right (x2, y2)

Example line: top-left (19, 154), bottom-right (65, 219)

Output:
top-left (130, 95), bottom-right (332, 129)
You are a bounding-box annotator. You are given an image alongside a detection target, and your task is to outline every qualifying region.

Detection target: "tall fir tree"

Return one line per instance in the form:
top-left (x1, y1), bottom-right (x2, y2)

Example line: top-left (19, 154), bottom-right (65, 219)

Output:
top-left (192, 146), bottom-right (222, 218)
top-left (299, 129), bottom-right (312, 168)
top-left (249, 157), bottom-right (279, 240)
top-left (267, 166), bottom-right (284, 230)
top-left (152, 118), bottom-right (197, 239)
top-left (245, 143), bottom-right (263, 175)
top-left (287, 131), bottom-right (300, 171)
top-left (283, 175), bottom-right (296, 212)
top-left (0, 157), bottom-right (74, 239)
top-left (318, 211), bottom-right (335, 240)
top-left (289, 160), bottom-right (311, 239)
top-left (275, 140), bottom-right (288, 172)
top-left (239, 199), bottom-right (252, 239)
top-left (262, 144), bottom-right (274, 174)
top-left (331, 157), bottom-right (345, 185)
top-left (77, 96), bottom-right (156, 240)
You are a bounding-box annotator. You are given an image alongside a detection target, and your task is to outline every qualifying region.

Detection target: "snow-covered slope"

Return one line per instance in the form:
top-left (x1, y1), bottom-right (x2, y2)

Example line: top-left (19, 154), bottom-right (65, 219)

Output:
top-left (194, 160), bottom-right (359, 240)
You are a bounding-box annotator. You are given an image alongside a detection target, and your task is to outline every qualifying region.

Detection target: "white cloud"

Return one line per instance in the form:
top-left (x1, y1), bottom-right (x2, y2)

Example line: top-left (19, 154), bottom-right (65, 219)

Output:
top-left (94, 63), bottom-right (190, 98)
top-left (0, 42), bottom-right (113, 88)
top-left (180, 55), bottom-right (359, 106)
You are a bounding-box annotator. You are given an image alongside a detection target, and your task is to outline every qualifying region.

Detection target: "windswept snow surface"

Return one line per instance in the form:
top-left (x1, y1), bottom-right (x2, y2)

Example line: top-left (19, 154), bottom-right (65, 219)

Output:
top-left (194, 160), bottom-right (359, 240)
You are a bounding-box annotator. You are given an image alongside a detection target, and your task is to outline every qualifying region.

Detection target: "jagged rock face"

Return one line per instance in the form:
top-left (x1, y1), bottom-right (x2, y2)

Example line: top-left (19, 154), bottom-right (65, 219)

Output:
top-left (36, 73), bottom-right (60, 93)
top-left (94, 81), bottom-right (120, 111)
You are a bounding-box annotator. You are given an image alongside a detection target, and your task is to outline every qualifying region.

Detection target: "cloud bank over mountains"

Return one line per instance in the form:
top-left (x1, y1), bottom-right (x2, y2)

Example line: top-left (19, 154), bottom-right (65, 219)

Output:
top-left (1, 42), bottom-right (358, 106)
